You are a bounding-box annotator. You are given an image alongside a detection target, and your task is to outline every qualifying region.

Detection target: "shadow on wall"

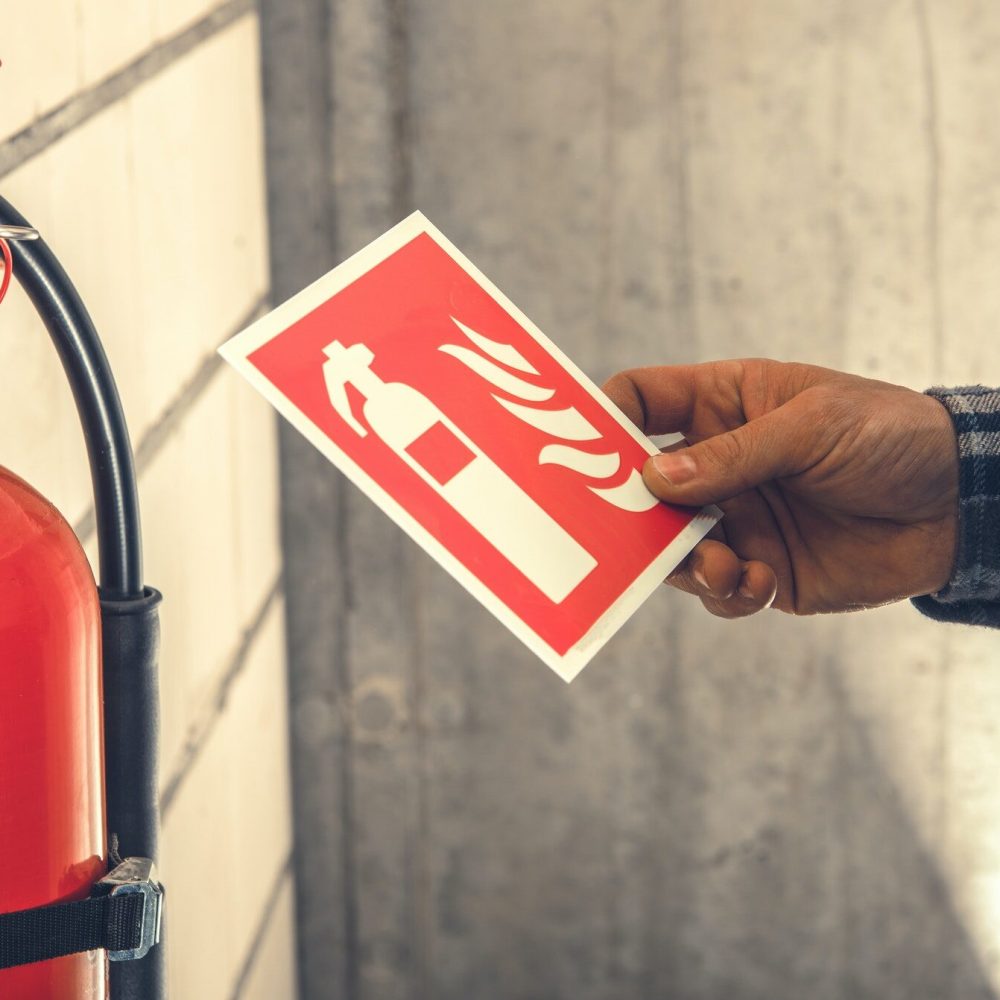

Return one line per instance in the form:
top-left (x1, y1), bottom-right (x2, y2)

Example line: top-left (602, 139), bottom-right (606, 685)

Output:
top-left (812, 670), bottom-right (997, 1000)
top-left (401, 647), bottom-right (1000, 1000)
top-left (287, 556), bottom-right (1000, 1000)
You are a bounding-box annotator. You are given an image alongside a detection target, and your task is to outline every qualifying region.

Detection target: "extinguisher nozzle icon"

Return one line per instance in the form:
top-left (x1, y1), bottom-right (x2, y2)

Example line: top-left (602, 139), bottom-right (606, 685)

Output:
top-left (322, 339), bottom-right (597, 603)
top-left (323, 340), bottom-right (373, 436)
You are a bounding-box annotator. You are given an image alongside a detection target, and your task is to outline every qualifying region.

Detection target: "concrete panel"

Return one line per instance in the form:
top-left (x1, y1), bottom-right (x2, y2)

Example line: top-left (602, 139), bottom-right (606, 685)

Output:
top-left (405, 4), bottom-right (847, 998)
top-left (264, 2), bottom-right (1000, 998)
top-left (927, 2), bottom-right (1000, 988)
top-left (257, 2), bottom-right (353, 998)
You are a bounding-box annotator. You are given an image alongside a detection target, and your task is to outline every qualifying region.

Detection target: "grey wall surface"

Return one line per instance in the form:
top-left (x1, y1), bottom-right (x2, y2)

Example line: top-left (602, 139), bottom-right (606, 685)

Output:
top-left (259, 3), bottom-right (1000, 998)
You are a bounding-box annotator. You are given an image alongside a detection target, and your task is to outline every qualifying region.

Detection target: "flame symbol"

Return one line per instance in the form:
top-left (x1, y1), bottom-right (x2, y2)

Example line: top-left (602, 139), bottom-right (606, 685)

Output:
top-left (439, 318), bottom-right (659, 513)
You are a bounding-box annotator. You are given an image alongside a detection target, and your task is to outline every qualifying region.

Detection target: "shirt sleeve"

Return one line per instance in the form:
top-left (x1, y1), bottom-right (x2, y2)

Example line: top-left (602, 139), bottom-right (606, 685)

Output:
top-left (911, 385), bottom-right (1000, 627)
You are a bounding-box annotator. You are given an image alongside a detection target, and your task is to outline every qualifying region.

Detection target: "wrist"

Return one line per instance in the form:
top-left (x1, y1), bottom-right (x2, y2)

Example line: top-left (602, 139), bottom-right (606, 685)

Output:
top-left (921, 393), bottom-right (961, 593)
top-left (916, 385), bottom-right (1000, 604)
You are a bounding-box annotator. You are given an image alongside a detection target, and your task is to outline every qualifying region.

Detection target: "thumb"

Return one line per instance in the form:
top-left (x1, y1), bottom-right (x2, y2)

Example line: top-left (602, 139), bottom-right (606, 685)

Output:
top-left (644, 405), bottom-right (813, 506)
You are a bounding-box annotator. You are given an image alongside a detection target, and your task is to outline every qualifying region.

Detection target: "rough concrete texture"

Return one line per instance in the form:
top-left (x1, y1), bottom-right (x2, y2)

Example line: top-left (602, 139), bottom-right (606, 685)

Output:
top-left (262, 2), bottom-right (1000, 998)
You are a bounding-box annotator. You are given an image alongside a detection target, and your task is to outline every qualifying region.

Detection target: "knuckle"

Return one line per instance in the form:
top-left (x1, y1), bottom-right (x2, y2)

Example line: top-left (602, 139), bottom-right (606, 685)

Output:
top-left (602, 372), bottom-right (645, 430)
top-left (704, 431), bottom-right (753, 490)
top-left (712, 431), bottom-right (745, 467)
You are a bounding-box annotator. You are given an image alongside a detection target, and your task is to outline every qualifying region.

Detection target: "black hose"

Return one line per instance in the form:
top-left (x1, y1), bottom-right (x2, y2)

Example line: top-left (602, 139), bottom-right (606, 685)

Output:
top-left (103, 588), bottom-right (164, 1000)
top-left (0, 195), bottom-right (142, 600)
top-left (0, 195), bottom-right (164, 1000)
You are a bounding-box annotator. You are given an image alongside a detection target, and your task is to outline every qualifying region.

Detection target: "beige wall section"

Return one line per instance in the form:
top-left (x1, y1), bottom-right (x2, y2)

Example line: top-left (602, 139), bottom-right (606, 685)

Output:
top-left (0, 7), bottom-right (296, 998)
top-left (0, 0), bottom-right (236, 140)
top-left (237, 876), bottom-right (299, 1000)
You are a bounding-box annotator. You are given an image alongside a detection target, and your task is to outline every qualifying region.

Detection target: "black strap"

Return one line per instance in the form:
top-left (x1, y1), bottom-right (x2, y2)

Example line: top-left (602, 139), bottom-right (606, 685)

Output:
top-left (0, 892), bottom-right (144, 970)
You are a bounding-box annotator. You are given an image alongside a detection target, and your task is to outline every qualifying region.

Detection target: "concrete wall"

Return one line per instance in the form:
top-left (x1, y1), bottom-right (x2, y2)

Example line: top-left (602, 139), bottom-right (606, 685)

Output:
top-left (264, 2), bottom-right (1000, 999)
top-left (0, 3), bottom-right (296, 997)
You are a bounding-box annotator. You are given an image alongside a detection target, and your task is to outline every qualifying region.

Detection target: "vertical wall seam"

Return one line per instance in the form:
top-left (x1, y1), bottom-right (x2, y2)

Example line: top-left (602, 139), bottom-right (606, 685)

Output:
top-left (407, 540), bottom-right (433, 1000)
top-left (829, 0), bottom-right (851, 358)
top-left (913, 0), bottom-right (951, 880)
top-left (323, 3), bottom-right (362, 993)
top-left (322, 0), bottom-right (339, 251)
top-left (829, 10), bottom-right (851, 993)
top-left (388, 0), bottom-right (415, 221)
top-left (326, 5), bottom-right (360, 994)
top-left (597, 0), bottom-right (616, 358)
top-left (914, 0), bottom-right (944, 378)
top-left (664, 0), bottom-right (698, 353)
top-left (335, 475), bottom-right (361, 1000)
top-left (599, 6), bottom-right (625, 989)
top-left (386, 2), bottom-right (433, 994)
top-left (259, 0), bottom-right (355, 993)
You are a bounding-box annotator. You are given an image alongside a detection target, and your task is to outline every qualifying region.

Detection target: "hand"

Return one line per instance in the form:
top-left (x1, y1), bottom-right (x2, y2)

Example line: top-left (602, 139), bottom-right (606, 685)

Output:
top-left (603, 360), bottom-right (960, 618)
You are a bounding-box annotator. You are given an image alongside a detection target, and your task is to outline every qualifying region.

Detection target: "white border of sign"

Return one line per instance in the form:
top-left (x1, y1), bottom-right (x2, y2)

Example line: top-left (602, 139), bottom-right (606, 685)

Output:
top-left (219, 212), bottom-right (719, 681)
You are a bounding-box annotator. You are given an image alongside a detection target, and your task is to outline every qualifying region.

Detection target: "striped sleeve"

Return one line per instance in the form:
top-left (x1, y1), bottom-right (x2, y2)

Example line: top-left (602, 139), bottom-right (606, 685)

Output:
top-left (911, 385), bottom-right (1000, 628)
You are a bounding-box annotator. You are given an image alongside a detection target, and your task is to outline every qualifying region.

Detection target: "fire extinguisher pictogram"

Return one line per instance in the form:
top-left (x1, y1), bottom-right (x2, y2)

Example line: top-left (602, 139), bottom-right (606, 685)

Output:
top-left (322, 339), bottom-right (599, 603)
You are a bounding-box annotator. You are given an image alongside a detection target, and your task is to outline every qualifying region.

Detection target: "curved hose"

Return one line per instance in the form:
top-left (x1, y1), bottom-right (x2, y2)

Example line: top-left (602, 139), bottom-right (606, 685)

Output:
top-left (0, 195), bottom-right (143, 599)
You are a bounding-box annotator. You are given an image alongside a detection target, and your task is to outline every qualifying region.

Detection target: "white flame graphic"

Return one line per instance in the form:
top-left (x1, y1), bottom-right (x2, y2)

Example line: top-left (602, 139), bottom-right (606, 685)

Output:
top-left (539, 444), bottom-right (619, 478)
top-left (440, 317), bottom-right (659, 513)
top-left (494, 396), bottom-right (601, 441)
top-left (450, 317), bottom-right (539, 373)
top-left (588, 470), bottom-right (659, 512)
top-left (439, 345), bottom-right (554, 402)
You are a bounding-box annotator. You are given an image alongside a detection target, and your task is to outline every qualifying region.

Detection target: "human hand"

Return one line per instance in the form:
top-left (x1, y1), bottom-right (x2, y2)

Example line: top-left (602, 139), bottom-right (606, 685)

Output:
top-left (603, 360), bottom-right (960, 618)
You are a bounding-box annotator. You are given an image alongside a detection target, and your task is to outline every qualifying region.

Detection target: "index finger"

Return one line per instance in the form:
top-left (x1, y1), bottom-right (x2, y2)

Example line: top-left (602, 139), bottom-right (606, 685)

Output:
top-left (602, 366), bottom-right (698, 436)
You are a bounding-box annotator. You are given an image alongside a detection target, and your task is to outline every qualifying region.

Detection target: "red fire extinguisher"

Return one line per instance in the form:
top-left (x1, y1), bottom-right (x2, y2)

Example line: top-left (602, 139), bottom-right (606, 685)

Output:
top-left (0, 204), bottom-right (165, 1000)
top-left (0, 465), bottom-right (107, 996)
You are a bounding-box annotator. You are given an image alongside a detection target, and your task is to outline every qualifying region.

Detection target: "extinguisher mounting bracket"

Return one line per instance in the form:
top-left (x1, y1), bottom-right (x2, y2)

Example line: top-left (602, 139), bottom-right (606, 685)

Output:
top-left (96, 857), bottom-right (164, 962)
top-left (0, 856), bottom-right (164, 970)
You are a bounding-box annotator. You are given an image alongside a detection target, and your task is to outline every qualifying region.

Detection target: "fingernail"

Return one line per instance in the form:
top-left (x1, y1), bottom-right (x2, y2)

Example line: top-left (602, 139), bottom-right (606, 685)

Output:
top-left (651, 453), bottom-right (696, 485)
top-left (693, 567), bottom-right (709, 591)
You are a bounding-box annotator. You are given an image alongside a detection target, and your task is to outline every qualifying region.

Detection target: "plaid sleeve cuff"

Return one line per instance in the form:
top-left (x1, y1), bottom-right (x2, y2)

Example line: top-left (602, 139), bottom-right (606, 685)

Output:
top-left (911, 385), bottom-right (1000, 628)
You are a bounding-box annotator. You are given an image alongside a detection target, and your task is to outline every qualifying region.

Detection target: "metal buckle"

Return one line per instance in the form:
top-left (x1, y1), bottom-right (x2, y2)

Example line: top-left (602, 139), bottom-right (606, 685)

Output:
top-left (96, 857), bottom-right (164, 962)
top-left (0, 225), bottom-right (39, 241)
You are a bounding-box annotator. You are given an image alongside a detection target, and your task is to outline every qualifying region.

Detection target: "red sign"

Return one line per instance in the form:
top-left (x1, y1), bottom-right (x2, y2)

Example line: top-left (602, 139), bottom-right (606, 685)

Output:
top-left (220, 214), bottom-right (716, 679)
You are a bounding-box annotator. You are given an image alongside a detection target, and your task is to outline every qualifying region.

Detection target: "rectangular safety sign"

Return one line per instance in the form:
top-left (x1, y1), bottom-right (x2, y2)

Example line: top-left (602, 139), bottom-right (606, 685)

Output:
top-left (219, 213), bottom-right (717, 680)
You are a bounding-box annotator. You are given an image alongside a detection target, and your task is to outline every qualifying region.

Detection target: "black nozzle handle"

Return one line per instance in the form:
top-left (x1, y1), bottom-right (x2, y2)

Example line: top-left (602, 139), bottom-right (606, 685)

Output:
top-left (102, 588), bottom-right (164, 1000)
